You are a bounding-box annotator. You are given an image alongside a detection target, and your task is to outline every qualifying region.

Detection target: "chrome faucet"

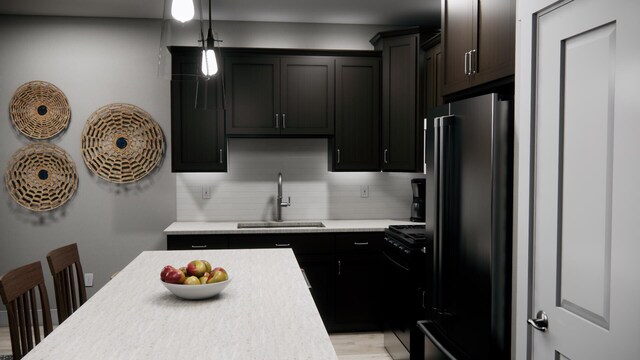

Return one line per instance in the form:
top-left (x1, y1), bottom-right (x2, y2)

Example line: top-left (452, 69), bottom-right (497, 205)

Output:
top-left (276, 172), bottom-right (291, 222)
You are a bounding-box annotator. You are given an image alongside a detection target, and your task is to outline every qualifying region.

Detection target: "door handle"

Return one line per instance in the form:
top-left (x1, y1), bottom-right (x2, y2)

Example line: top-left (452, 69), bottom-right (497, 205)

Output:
top-left (527, 310), bottom-right (548, 332)
top-left (275, 114), bottom-right (279, 129)
top-left (219, 148), bottom-right (223, 164)
top-left (282, 114), bottom-right (286, 129)
top-left (384, 149), bottom-right (389, 164)
top-left (337, 260), bottom-right (341, 275)
top-left (469, 49), bottom-right (477, 74)
top-left (464, 51), bottom-right (470, 75)
top-left (300, 268), bottom-right (312, 289)
top-left (274, 243), bottom-right (290, 247)
top-left (337, 149), bottom-right (341, 164)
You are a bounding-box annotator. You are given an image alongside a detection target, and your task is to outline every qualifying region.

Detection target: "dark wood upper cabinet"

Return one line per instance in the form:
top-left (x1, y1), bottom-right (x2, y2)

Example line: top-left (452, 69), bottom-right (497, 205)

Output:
top-left (170, 47), bottom-right (226, 172)
top-left (224, 55), bottom-right (281, 135)
top-left (331, 57), bottom-right (380, 172)
top-left (442, 0), bottom-right (515, 96)
top-left (281, 57), bottom-right (334, 136)
top-left (224, 53), bottom-right (334, 136)
top-left (423, 36), bottom-right (444, 113)
top-left (372, 30), bottom-right (425, 172)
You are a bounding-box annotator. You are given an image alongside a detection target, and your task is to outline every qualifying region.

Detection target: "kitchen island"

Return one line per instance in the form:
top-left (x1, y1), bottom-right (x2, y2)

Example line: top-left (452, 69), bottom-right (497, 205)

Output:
top-left (23, 249), bottom-right (337, 360)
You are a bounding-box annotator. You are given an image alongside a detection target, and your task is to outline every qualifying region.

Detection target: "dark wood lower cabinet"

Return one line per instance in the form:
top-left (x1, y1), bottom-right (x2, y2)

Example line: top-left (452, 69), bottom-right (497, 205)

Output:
top-left (166, 231), bottom-right (383, 332)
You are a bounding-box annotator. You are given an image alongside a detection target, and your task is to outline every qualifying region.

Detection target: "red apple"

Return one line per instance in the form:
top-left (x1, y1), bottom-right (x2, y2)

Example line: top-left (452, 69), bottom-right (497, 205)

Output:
top-left (183, 276), bottom-right (201, 285)
top-left (207, 268), bottom-right (228, 283)
top-left (201, 260), bottom-right (212, 273)
top-left (187, 260), bottom-right (207, 277)
top-left (160, 265), bottom-right (176, 281)
top-left (164, 269), bottom-right (186, 284)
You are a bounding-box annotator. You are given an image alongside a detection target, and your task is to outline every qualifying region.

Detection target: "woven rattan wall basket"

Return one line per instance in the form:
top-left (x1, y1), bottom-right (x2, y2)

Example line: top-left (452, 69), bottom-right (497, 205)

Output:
top-left (81, 103), bottom-right (165, 184)
top-left (5, 143), bottom-right (79, 212)
top-left (10, 81), bottom-right (71, 139)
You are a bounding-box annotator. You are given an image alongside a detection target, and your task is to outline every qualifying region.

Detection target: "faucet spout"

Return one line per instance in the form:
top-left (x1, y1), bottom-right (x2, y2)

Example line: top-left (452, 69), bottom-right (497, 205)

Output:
top-left (276, 172), bottom-right (291, 222)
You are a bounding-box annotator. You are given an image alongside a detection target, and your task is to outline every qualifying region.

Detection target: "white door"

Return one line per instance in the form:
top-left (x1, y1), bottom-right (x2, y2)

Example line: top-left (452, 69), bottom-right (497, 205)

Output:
top-left (531, 0), bottom-right (640, 358)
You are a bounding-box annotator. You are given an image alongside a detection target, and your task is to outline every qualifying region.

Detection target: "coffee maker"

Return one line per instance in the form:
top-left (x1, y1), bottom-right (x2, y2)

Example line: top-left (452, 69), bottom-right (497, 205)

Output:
top-left (410, 178), bottom-right (426, 222)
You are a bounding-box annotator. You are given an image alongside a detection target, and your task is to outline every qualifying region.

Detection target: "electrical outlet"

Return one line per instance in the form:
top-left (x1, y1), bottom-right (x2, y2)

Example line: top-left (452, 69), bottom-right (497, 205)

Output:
top-left (360, 185), bottom-right (369, 198)
top-left (84, 273), bottom-right (94, 287)
top-left (202, 186), bottom-right (211, 199)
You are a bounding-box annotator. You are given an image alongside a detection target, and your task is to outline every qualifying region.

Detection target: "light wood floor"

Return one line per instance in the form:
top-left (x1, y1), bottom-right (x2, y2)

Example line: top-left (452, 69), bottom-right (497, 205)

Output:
top-left (1, 327), bottom-right (391, 359)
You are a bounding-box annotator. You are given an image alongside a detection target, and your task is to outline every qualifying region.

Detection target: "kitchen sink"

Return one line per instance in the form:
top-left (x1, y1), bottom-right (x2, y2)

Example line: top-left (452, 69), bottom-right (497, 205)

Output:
top-left (237, 221), bottom-right (325, 229)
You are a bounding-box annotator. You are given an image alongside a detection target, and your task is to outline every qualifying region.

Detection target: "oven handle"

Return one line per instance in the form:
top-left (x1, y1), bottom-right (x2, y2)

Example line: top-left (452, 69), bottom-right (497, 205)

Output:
top-left (382, 251), bottom-right (411, 272)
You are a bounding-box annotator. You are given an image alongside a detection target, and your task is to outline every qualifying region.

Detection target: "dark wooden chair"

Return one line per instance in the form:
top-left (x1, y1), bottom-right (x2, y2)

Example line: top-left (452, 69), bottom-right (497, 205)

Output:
top-left (46, 243), bottom-right (87, 324)
top-left (0, 261), bottom-right (53, 360)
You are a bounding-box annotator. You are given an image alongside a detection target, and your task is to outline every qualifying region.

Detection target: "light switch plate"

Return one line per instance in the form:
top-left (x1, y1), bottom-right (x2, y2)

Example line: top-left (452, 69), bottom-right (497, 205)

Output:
top-left (360, 185), bottom-right (369, 198)
top-left (84, 273), bottom-right (94, 287)
top-left (202, 186), bottom-right (211, 199)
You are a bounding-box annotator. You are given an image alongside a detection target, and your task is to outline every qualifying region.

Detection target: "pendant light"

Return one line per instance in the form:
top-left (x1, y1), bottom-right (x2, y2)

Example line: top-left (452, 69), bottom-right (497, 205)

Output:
top-left (201, 0), bottom-right (218, 76)
top-left (171, 0), bottom-right (194, 23)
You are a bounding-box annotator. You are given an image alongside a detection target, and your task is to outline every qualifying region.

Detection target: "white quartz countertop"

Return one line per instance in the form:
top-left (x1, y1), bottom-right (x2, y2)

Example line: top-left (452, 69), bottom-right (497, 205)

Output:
top-left (24, 249), bottom-right (337, 360)
top-left (164, 219), bottom-right (423, 235)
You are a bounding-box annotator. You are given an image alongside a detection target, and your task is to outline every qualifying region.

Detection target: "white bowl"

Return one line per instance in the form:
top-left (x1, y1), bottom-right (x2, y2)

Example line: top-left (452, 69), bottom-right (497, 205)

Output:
top-left (161, 277), bottom-right (232, 300)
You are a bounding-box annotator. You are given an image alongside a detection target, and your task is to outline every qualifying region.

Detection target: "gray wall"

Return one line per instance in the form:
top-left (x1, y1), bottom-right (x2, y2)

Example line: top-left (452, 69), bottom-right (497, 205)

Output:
top-left (0, 15), bottom-right (402, 324)
top-left (0, 15), bottom-right (176, 323)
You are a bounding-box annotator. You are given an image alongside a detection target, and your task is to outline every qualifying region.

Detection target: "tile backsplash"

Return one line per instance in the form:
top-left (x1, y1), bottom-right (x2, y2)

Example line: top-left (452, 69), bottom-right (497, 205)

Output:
top-left (176, 138), bottom-right (423, 221)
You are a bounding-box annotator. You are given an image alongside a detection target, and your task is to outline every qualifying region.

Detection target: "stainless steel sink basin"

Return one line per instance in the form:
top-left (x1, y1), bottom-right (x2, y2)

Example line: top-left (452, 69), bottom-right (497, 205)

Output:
top-left (237, 221), bottom-right (325, 229)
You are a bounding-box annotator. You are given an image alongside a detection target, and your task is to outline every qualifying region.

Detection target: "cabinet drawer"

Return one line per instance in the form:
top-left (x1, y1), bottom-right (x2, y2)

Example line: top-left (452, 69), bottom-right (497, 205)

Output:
top-left (230, 234), bottom-right (334, 255)
top-left (167, 235), bottom-right (229, 250)
top-left (335, 233), bottom-right (383, 253)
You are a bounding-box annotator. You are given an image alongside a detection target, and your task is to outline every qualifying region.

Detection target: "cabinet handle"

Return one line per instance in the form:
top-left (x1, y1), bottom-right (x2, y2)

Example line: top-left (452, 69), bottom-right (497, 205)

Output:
top-left (282, 114), bottom-right (286, 129)
top-left (337, 149), bottom-right (341, 164)
top-left (337, 260), bottom-right (341, 275)
top-left (470, 49), bottom-right (477, 74)
top-left (275, 114), bottom-right (279, 129)
top-left (384, 149), bottom-right (389, 164)
top-left (191, 245), bottom-right (208, 249)
top-left (300, 268), bottom-right (312, 289)
top-left (354, 242), bottom-right (369, 246)
top-left (464, 51), bottom-right (470, 75)
top-left (275, 243), bottom-right (291, 247)
top-left (422, 290), bottom-right (426, 309)
top-left (219, 148), bottom-right (223, 164)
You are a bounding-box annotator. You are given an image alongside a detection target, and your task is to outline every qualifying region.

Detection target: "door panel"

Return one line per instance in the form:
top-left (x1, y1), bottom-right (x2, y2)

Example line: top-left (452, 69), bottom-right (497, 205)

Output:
top-left (280, 56), bottom-right (334, 135)
top-left (474, 0), bottom-right (515, 84)
top-left (442, 0), bottom-right (473, 94)
top-left (382, 35), bottom-right (417, 171)
top-left (224, 55), bottom-right (280, 135)
top-left (532, 0), bottom-right (640, 358)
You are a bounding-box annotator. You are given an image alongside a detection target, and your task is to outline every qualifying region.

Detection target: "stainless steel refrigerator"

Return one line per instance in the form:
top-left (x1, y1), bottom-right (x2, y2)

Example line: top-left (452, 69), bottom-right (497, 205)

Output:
top-left (418, 93), bottom-right (513, 359)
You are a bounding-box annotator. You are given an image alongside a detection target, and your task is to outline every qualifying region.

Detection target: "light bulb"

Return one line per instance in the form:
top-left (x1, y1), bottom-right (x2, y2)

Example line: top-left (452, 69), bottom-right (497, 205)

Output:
top-left (171, 0), bottom-right (194, 23)
top-left (201, 49), bottom-right (218, 76)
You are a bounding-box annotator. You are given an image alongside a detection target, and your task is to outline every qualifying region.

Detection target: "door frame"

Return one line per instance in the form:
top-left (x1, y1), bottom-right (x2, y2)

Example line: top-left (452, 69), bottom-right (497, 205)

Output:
top-left (513, 0), bottom-right (570, 359)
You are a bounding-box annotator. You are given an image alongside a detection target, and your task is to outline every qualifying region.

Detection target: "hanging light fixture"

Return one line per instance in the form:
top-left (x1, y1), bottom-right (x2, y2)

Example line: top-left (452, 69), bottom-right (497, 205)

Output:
top-left (200, 0), bottom-right (218, 76)
top-left (171, 0), bottom-right (195, 23)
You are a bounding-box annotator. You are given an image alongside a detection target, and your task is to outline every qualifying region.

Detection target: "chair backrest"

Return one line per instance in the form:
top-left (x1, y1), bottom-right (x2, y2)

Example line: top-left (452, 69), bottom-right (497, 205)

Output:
top-left (0, 261), bottom-right (53, 360)
top-left (46, 243), bottom-right (87, 323)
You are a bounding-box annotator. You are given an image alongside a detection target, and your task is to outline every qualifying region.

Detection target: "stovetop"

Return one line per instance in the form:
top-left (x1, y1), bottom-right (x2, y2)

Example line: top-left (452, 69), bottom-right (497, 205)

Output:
top-left (386, 225), bottom-right (427, 246)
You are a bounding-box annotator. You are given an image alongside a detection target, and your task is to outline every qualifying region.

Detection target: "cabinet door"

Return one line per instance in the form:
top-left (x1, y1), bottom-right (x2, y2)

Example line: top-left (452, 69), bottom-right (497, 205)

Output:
top-left (332, 57), bottom-right (380, 171)
top-left (280, 56), bottom-right (335, 135)
top-left (298, 255), bottom-right (335, 330)
top-left (224, 55), bottom-right (281, 135)
top-left (170, 49), bottom-right (226, 172)
top-left (334, 253), bottom-right (383, 331)
top-left (442, 0), bottom-right (474, 95)
top-left (424, 42), bottom-right (444, 113)
top-left (382, 35), bottom-right (418, 171)
top-left (472, 0), bottom-right (515, 84)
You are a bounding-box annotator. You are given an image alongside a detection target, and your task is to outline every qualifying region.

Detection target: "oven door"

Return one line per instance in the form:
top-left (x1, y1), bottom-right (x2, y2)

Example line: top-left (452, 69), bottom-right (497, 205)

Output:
top-left (383, 239), bottom-right (413, 360)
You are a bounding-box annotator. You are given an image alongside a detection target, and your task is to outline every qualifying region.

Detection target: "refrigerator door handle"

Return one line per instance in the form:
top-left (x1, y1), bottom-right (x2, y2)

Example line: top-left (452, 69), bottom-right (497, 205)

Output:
top-left (435, 115), bottom-right (455, 316)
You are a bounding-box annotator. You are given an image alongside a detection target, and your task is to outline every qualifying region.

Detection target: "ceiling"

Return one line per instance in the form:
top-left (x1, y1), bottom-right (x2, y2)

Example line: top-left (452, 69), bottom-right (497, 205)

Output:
top-left (0, 0), bottom-right (441, 27)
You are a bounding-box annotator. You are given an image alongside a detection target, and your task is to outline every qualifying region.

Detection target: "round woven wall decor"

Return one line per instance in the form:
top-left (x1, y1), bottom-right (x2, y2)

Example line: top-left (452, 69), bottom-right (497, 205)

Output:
top-left (10, 81), bottom-right (71, 139)
top-left (5, 143), bottom-right (79, 212)
top-left (81, 103), bottom-right (165, 184)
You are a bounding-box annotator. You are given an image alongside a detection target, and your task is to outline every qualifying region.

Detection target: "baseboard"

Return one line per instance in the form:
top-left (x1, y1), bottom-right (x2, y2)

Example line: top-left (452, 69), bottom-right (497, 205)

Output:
top-left (0, 309), bottom-right (59, 327)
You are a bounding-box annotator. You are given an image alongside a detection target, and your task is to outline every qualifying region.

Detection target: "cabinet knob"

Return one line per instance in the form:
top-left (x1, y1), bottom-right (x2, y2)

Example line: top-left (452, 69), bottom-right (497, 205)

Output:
top-left (337, 149), bottom-right (341, 164)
